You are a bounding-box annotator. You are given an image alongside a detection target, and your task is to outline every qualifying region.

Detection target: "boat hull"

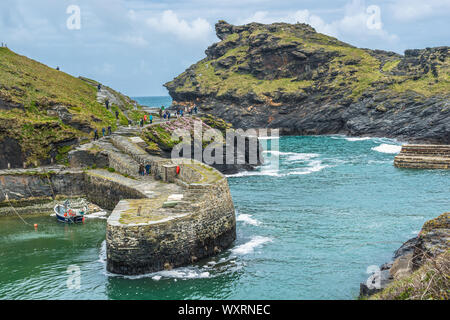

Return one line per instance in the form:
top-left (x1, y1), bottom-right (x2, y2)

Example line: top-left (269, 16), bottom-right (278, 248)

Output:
top-left (56, 214), bottom-right (84, 224)
top-left (54, 204), bottom-right (85, 224)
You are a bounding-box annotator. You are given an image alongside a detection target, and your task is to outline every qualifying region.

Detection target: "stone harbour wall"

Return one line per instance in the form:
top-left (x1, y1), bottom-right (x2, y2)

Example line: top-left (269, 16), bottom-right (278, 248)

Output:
top-left (106, 165), bottom-right (236, 275)
top-left (394, 145), bottom-right (450, 169)
top-left (0, 169), bottom-right (147, 213)
top-left (83, 172), bottom-right (147, 211)
top-left (0, 170), bottom-right (85, 209)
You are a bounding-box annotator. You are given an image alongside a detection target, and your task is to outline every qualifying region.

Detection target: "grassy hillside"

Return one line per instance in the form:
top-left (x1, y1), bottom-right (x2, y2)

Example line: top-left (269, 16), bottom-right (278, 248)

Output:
top-left (0, 48), bottom-right (137, 167)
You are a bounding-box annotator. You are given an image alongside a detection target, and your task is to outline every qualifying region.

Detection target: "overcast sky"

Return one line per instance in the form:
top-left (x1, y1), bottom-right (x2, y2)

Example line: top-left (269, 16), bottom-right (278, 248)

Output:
top-left (0, 0), bottom-right (449, 96)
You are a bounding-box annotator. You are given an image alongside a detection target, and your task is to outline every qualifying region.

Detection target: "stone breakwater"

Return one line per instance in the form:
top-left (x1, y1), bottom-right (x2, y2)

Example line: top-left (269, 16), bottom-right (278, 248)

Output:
top-left (394, 145), bottom-right (450, 169)
top-left (1, 129), bottom-right (237, 276)
top-left (106, 159), bottom-right (236, 275)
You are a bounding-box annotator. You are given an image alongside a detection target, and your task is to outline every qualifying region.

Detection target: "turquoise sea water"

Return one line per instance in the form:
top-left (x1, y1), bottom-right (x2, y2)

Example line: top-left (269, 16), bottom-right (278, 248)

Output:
top-left (133, 96), bottom-right (172, 109)
top-left (0, 134), bottom-right (448, 300)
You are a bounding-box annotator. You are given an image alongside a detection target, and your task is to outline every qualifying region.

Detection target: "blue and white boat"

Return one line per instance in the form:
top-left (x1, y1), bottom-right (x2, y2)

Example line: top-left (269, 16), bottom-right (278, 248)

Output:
top-left (54, 200), bottom-right (86, 224)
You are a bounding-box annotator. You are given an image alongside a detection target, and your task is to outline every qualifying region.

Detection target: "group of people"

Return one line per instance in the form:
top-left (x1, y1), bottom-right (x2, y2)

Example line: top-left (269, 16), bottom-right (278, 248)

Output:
top-left (1, 43), bottom-right (7, 48)
top-left (138, 163), bottom-right (151, 176)
top-left (157, 104), bottom-right (198, 121)
top-left (139, 114), bottom-right (153, 127)
top-left (93, 126), bottom-right (113, 140)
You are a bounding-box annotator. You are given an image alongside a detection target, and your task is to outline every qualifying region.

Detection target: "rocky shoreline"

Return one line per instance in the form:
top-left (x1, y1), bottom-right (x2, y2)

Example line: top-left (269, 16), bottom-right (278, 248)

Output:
top-left (360, 212), bottom-right (449, 299)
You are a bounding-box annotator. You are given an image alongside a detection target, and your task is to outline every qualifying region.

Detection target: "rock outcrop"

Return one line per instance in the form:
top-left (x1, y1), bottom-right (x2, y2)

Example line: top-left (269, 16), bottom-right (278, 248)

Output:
top-left (140, 115), bottom-right (264, 174)
top-left (165, 21), bottom-right (450, 144)
top-left (360, 212), bottom-right (450, 299)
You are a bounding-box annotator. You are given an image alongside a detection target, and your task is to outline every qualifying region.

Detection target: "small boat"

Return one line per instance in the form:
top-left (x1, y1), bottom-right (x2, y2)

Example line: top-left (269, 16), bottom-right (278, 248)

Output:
top-left (54, 200), bottom-right (87, 224)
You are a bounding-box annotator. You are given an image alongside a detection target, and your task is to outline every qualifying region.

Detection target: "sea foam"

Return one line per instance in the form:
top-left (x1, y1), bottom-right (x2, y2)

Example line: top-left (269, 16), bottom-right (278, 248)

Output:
top-left (236, 213), bottom-right (261, 226)
top-left (371, 144), bottom-right (402, 154)
top-left (231, 236), bottom-right (272, 255)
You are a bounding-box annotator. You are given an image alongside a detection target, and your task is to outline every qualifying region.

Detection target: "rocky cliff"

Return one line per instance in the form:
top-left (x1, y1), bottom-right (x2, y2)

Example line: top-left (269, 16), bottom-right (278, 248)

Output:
top-left (140, 115), bottom-right (263, 174)
top-left (165, 21), bottom-right (450, 143)
top-left (0, 48), bottom-right (142, 169)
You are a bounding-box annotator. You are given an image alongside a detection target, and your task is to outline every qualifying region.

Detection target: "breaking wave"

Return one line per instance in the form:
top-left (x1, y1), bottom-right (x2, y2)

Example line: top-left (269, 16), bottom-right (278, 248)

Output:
top-left (236, 213), bottom-right (261, 226)
top-left (371, 144), bottom-right (402, 154)
top-left (231, 236), bottom-right (273, 255)
top-left (345, 137), bottom-right (373, 142)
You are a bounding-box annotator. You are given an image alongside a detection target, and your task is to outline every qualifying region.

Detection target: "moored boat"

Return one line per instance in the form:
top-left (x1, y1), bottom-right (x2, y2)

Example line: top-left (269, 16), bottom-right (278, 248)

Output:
top-left (54, 200), bottom-right (86, 224)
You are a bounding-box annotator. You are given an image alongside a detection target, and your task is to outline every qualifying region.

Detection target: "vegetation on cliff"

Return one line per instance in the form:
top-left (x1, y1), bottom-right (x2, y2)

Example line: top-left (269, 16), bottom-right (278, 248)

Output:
top-left (370, 250), bottom-right (449, 300)
top-left (167, 21), bottom-right (449, 101)
top-left (368, 212), bottom-right (450, 300)
top-left (0, 48), bottom-right (140, 167)
top-left (140, 116), bottom-right (262, 174)
top-left (165, 21), bottom-right (449, 143)
top-left (140, 116), bottom-right (233, 155)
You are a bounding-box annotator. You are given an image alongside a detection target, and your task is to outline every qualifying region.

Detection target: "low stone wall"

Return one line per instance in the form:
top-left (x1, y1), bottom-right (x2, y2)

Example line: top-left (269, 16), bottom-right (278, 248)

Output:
top-left (0, 170), bottom-right (85, 208)
top-left (83, 172), bottom-right (147, 211)
top-left (394, 145), bottom-right (450, 169)
top-left (0, 169), bottom-right (147, 213)
top-left (106, 163), bottom-right (236, 275)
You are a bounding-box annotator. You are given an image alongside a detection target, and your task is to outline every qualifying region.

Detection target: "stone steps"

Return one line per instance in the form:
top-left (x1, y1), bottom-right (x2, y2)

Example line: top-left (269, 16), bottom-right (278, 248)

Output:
top-left (399, 144), bottom-right (450, 157)
top-left (110, 135), bottom-right (156, 165)
top-left (394, 145), bottom-right (450, 169)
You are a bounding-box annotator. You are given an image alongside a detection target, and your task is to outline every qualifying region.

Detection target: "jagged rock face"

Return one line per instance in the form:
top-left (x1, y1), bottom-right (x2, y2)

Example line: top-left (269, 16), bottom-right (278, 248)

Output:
top-left (0, 137), bottom-right (25, 168)
top-left (165, 21), bottom-right (450, 143)
top-left (140, 116), bottom-right (263, 174)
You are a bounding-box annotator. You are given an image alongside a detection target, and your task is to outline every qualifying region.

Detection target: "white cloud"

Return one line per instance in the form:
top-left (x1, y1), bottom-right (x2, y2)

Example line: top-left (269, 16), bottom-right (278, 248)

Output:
top-left (240, 0), bottom-right (397, 43)
top-left (146, 10), bottom-right (212, 41)
top-left (389, 0), bottom-right (450, 22)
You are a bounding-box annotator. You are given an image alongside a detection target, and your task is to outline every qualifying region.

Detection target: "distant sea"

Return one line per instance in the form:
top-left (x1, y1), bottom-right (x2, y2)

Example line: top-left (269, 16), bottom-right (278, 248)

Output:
top-left (132, 96), bottom-right (172, 110)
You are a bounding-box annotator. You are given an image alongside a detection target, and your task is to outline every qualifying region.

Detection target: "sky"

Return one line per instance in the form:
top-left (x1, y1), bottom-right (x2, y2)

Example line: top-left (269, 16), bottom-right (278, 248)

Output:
top-left (0, 0), bottom-right (449, 96)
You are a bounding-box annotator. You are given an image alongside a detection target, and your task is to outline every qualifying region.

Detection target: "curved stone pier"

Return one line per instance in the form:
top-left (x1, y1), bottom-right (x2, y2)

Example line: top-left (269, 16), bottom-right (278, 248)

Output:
top-left (106, 159), bottom-right (236, 275)
top-left (0, 129), bottom-right (237, 276)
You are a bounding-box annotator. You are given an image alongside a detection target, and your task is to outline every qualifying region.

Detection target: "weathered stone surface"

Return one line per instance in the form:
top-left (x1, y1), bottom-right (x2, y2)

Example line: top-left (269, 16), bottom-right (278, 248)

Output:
top-left (394, 145), bottom-right (450, 169)
top-left (106, 160), bottom-right (236, 275)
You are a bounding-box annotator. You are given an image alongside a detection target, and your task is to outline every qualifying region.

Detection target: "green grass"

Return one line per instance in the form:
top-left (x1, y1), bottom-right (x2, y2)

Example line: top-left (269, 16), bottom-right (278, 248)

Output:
top-left (0, 48), bottom-right (136, 166)
top-left (168, 23), bottom-right (449, 101)
top-left (382, 60), bottom-right (401, 72)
